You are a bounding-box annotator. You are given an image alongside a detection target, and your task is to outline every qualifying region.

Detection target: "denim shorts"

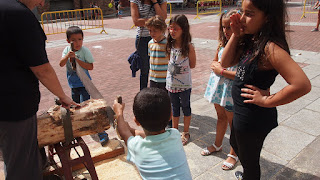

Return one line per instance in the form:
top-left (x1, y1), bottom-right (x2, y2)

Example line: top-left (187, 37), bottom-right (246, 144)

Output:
top-left (169, 89), bottom-right (192, 117)
top-left (224, 105), bottom-right (234, 112)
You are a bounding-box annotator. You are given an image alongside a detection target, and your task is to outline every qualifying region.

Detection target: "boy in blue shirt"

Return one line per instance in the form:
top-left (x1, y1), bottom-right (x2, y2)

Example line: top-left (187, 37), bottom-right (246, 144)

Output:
top-left (113, 88), bottom-right (192, 180)
top-left (60, 26), bottom-right (108, 145)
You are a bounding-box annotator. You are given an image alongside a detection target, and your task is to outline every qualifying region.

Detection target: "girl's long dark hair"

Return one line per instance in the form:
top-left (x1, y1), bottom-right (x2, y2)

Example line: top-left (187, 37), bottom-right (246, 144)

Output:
top-left (243, 0), bottom-right (290, 64)
top-left (166, 14), bottom-right (192, 57)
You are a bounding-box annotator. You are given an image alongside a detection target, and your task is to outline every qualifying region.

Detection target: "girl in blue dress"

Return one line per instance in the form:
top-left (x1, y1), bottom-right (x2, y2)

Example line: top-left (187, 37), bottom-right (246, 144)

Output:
top-left (202, 9), bottom-right (239, 171)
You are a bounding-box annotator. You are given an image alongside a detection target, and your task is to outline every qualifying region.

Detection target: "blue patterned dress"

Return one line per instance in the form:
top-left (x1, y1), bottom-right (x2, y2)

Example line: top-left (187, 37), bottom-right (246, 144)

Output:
top-left (204, 47), bottom-right (238, 107)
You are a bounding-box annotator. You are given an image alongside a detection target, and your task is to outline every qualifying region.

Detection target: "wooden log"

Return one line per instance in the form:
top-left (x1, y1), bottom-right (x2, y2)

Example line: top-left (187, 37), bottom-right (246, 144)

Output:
top-left (37, 99), bottom-right (111, 147)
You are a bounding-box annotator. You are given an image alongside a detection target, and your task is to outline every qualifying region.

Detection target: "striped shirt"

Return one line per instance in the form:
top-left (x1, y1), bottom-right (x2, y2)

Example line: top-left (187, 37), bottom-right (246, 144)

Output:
top-left (148, 38), bottom-right (169, 83)
top-left (130, 0), bottom-right (166, 37)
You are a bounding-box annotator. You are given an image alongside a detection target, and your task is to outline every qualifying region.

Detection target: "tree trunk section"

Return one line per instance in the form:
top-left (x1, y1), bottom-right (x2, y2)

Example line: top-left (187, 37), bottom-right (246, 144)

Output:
top-left (37, 99), bottom-right (111, 147)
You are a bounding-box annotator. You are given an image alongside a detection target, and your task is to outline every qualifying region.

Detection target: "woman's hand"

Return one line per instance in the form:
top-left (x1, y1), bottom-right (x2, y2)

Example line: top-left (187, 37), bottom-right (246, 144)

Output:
top-left (210, 61), bottom-right (224, 75)
top-left (241, 84), bottom-right (272, 107)
top-left (230, 13), bottom-right (244, 38)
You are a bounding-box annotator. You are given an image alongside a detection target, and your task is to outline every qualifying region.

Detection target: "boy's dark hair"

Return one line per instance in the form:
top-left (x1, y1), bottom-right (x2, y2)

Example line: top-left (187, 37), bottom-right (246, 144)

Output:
top-left (145, 15), bottom-right (167, 32)
top-left (133, 88), bottom-right (171, 132)
top-left (66, 26), bottom-right (83, 39)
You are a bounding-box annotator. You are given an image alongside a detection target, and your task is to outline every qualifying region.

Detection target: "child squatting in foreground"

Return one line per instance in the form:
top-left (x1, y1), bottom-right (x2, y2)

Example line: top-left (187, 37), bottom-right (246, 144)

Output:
top-left (113, 87), bottom-right (192, 180)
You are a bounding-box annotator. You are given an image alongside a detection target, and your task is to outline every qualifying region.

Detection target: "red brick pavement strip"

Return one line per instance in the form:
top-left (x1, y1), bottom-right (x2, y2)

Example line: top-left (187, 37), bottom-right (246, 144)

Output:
top-left (287, 25), bottom-right (320, 52)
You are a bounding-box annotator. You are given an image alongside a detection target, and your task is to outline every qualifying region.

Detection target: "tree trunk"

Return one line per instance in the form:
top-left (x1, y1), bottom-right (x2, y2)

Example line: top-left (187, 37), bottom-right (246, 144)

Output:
top-left (37, 99), bottom-right (111, 147)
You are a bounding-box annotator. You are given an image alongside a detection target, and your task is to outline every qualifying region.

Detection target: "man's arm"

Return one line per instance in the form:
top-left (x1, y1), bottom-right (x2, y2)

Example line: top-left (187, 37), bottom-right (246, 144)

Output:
top-left (30, 62), bottom-right (77, 108)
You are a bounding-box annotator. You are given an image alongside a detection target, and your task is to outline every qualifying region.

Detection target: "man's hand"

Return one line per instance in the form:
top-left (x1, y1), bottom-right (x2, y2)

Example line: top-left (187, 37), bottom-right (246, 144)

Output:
top-left (59, 95), bottom-right (79, 109)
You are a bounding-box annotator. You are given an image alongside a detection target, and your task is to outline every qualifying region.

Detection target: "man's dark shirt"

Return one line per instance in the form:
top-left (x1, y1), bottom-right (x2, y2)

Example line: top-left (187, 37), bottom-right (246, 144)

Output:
top-left (0, 0), bottom-right (49, 121)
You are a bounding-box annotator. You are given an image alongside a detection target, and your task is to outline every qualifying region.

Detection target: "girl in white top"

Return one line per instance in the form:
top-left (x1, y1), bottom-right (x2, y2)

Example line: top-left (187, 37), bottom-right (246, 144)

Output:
top-left (166, 14), bottom-right (196, 146)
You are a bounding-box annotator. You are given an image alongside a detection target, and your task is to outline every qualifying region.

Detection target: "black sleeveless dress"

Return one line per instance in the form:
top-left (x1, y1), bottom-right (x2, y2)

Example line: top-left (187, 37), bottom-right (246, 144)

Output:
top-left (232, 49), bottom-right (279, 133)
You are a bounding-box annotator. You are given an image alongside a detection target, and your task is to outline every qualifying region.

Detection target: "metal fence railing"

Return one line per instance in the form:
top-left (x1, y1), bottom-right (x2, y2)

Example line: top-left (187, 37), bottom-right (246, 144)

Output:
top-left (194, 0), bottom-right (222, 19)
top-left (41, 8), bottom-right (107, 35)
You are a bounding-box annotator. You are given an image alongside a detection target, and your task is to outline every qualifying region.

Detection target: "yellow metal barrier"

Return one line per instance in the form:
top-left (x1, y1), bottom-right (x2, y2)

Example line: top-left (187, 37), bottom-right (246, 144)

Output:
top-left (41, 8), bottom-right (107, 35)
top-left (130, 3), bottom-right (172, 29)
top-left (301, 0), bottom-right (319, 19)
top-left (194, 0), bottom-right (222, 19)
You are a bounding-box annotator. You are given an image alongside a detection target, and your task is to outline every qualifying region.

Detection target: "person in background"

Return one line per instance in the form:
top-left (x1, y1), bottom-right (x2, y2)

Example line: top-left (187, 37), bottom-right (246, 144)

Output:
top-left (145, 15), bottom-right (172, 127)
top-left (221, 0), bottom-right (311, 179)
top-left (311, 0), bottom-right (320, 32)
top-left (60, 26), bottom-right (109, 146)
top-left (0, 0), bottom-right (76, 179)
top-left (202, 9), bottom-right (239, 171)
top-left (166, 14), bottom-right (196, 146)
top-left (130, 0), bottom-right (167, 90)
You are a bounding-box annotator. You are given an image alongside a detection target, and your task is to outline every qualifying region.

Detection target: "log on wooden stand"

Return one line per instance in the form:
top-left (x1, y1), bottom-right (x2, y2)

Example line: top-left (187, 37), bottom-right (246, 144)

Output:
top-left (37, 99), bottom-right (111, 147)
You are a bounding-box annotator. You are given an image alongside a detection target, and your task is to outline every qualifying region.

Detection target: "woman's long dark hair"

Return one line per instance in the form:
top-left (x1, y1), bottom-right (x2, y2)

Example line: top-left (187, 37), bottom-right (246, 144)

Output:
top-left (243, 0), bottom-right (290, 64)
top-left (166, 14), bottom-right (192, 58)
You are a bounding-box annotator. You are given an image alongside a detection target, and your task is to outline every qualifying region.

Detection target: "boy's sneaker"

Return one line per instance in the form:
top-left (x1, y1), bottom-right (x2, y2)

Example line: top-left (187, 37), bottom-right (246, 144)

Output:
top-left (235, 171), bottom-right (243, 180)
top-left (311, 28), bottom-right (319, 32)
top-left (98, 132), bottom-right (109, 146)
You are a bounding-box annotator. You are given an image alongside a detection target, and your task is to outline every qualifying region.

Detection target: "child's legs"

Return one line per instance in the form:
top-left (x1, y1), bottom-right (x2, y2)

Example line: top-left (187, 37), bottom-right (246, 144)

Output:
top-left (71, 88), bottom-right (81, 103)
top-left (214, 104), bottom-right (228, 147)
top-left (224, 109), bottom-right (237, 157)
top-left (136, 36), bottom-right (151, 90)
top-left (78, 87), bottom-right (90, 103)
top-left (180, 89), bottom-right (192, 132)
top-left (317, 10), bottom-right (320, 28)
top-left (169, 92), bottom-right (181, 129)
top-left (230, 124), bottom-right (270, 180)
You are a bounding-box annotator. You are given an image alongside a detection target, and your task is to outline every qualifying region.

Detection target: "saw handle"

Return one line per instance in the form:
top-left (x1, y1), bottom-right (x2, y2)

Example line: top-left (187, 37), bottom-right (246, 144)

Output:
top-left (70, 42), bottom-right (76, 70)
top-left (117, 95), bottom-right (122, 104)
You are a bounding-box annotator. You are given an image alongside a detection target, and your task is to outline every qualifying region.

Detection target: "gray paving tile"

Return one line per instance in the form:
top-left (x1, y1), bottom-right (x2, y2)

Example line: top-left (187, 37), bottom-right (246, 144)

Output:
top-left (194, 170), bottom-right (222, 180)
top-left (310, 76), bottom-right (320, 88)
top-left (303, 64), bottom-right (320, 80)
top-left (264, 126), bottom-right (315, 162)
top-left (306, 97), bottom-right (320, 113)
top-left (277, 97), bottom-right (312, 115)
top-left (283, 109), bottom-right (320, 136)
top-left (303, 86), bottom-right (320, 101)
top-left (277, 111), bottom-right (291, 124)
top-left (184, 142), bottom-right (223, 179)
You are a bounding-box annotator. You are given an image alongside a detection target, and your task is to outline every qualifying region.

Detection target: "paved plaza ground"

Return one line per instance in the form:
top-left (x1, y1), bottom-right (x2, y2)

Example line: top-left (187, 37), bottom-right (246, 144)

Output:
top-left (1, 0), bottom-right (320, 179)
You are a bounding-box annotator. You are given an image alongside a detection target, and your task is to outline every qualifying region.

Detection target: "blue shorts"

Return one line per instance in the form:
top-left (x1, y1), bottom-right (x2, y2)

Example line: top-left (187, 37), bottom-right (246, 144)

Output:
top-left (169, 89), bottom-right (192, 117)
top-left (224, 105), bottom-right (233, 112)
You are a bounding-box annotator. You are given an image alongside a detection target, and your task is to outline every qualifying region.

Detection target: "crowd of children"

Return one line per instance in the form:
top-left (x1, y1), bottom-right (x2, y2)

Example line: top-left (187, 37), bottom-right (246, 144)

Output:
top-left (116, 0), bottom-right (310, 179)
top-left (17, 0), bottom-right (311, 179)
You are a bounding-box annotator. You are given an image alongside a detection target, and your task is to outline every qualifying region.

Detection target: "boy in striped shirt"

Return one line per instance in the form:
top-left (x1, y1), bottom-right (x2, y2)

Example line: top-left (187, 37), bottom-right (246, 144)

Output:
top-left (146, 15), bottom-right (169, 90)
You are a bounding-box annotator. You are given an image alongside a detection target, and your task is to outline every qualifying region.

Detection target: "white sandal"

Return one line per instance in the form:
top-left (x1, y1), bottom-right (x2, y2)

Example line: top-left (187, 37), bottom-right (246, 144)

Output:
top-left (200, 144), bottom-right (222, 156)
top-left (222, 154), bottom-right (238, 170)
